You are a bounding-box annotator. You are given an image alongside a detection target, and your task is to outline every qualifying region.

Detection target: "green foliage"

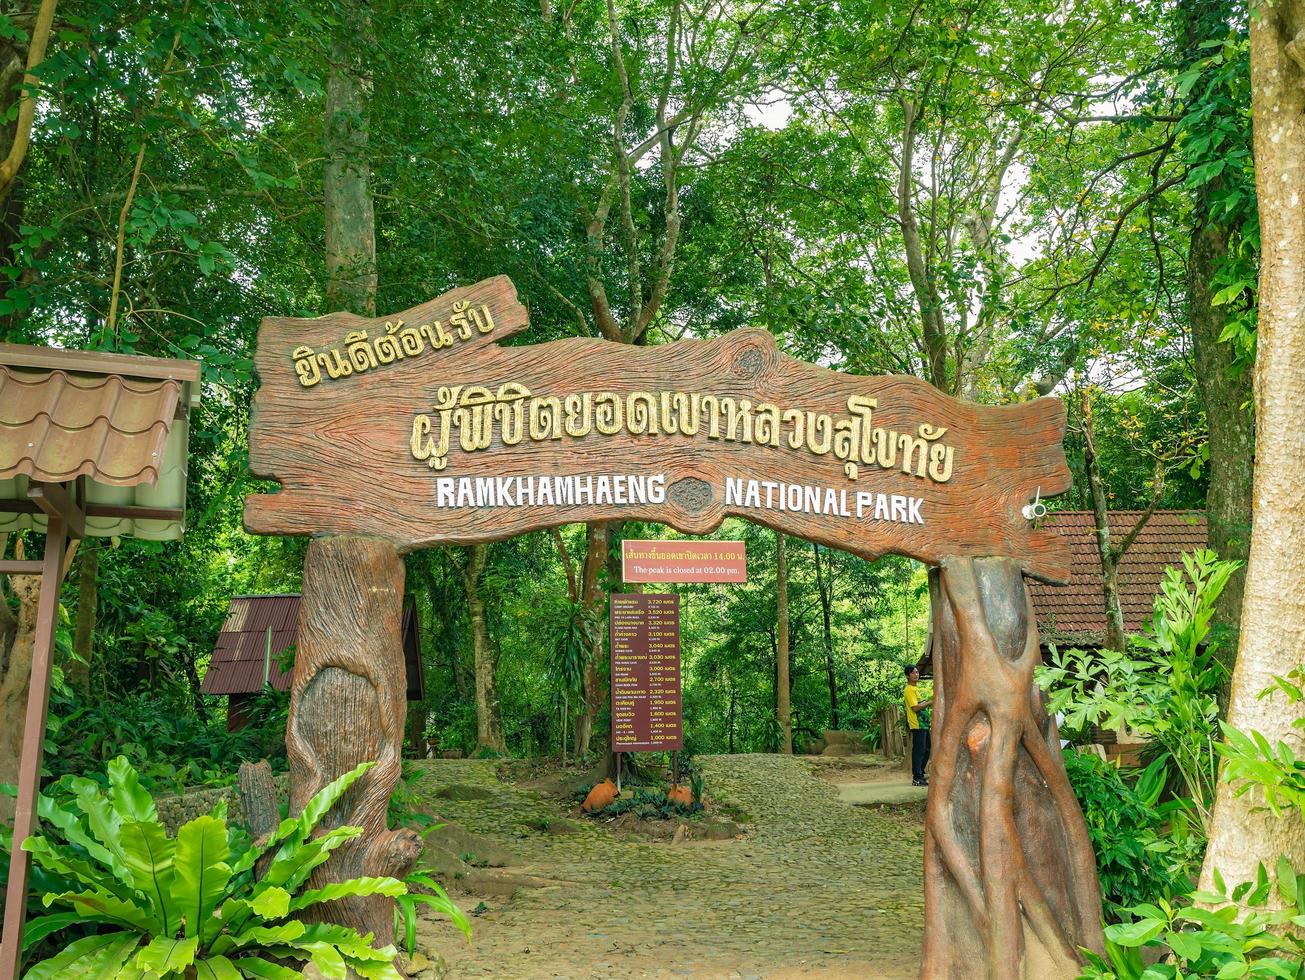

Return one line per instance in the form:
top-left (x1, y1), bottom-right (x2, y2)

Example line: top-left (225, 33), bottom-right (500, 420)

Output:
top-left (394, 872), bottom-right (470, 960)
top-left (45, 685), bottom-right (288, 795)
top-left (1217, 666), bottom-right (1305, 818)
top-left (1063, 752), bottom-right (1202, 916)
top-left (1078, 862), bottom-right (1305, 980)
top-left (593, 788), bottom-right (705, 821)
top-left (20, 759), bottom-right (405, 979)
top-left (1040, 550), bottom-right (1239, 827)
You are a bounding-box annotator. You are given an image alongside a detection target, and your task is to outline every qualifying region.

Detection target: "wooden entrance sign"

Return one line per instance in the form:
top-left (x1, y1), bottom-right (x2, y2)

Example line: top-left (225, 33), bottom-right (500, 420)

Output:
top-left (245, 276), bottom-right (1102, 978)
top-left (246, 276), bottom-right (1072, 583)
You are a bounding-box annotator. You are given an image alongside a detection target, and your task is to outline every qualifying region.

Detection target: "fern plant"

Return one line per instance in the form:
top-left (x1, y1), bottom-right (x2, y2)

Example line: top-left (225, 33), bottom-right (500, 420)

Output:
top-left (20, 757), bottom-right (407, 979)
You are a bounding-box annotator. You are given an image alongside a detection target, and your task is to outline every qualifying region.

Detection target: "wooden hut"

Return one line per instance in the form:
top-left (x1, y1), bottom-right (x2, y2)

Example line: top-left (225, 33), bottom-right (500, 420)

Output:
top-left (201, 593), bottom-right (424, 730)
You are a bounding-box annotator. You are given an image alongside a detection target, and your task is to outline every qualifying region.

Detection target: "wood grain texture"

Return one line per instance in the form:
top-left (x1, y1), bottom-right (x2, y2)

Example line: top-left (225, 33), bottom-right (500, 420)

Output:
top-left (245, 276), bottom-right (1072, 582)
top-left (287, 535), bottom-right (422, 943)
top-left (923, 558), bottom-right (1104, 979)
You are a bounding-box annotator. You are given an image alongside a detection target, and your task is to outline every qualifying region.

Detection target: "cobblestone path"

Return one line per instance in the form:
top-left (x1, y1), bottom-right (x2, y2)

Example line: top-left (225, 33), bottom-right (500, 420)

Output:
top-left (412, 754), bottom-right (924, 979)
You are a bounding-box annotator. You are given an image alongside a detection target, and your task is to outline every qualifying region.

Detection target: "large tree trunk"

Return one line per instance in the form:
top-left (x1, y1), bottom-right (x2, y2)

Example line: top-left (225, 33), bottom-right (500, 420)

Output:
top-left (323, 0), bottom-right (376, 316)
top-left (0, 571), bottom-right (41, 825)
top-left (1184, 1), bottom-right (1256, 658)
top-left (462, 544), bottom-right (506, 755)
top-left (776, 531), bottom-right (792, 754)
top-left (574, 520), bottom-right (609, 757)
top-left (69, 544), bottom-right (97, 693)
top-left (1081, 401), bottom-right (1127, 652)
top-left (812, 542), bottom-right (839, 728)
top-left (279, 17), bottom-right (419, 946)
top-left (286, 536), bottom-right (421, 942)
top-left (1200, 0), bottom-right (1305, 898)
top-left (1190, 213), bottom-right (1254, 648)
top-left (924, 557), bottom-right (1104, 979)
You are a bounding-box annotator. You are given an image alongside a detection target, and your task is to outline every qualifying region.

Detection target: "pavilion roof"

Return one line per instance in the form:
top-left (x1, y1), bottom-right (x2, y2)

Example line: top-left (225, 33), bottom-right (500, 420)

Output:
top-left (0, 344), bottom-right (200, 540)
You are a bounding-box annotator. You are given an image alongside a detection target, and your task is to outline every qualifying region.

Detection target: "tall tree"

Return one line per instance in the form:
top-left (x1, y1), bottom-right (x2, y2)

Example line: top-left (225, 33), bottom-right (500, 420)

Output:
top-left (462, 543), bottom-right (507, 755)
top-left (1081, 388), bottom-right (1167, 651)
top-left (1180, 1), bottom-right (1256, 652)
top-left (775, 530), bottom-right (792, 753)
top-left (812, 542), bottom-right (839, 729)
top-left (324, 0), bottom-right (376, 316)
top-left (1200, 0), bottom-right (1305, 898)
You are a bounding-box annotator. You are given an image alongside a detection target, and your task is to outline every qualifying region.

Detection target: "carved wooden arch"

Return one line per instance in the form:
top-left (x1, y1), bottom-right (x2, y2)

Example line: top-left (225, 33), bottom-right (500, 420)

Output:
top-left (245, 276), bottom-right (1103, 977)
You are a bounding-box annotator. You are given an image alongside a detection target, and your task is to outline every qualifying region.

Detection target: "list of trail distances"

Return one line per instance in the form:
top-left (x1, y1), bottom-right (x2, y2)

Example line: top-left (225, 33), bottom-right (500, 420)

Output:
top-left (610, 593), bottom-right (683, 752)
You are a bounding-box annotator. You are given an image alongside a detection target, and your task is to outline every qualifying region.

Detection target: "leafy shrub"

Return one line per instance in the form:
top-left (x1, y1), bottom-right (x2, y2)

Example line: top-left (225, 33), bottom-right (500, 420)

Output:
top-left (394, 871), bottom-right (469, 961)
top-left (594, 788), bottom-right (704, 820)
top-left (1064, 751), bottom-right (1201, 915)
top-left (1041, 549), bottom-right (1237, 829)
top-left (1078, 861), bottom-right (1305, 980)
top-left (20, 757), bottom-right (406, 978)
top-left (45, 684), bottom-right (289, 794)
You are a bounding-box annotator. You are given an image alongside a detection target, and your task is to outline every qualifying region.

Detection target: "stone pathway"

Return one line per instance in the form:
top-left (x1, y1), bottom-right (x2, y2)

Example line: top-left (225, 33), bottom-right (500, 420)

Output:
top-left (410, 754), bottom-right (925, 979)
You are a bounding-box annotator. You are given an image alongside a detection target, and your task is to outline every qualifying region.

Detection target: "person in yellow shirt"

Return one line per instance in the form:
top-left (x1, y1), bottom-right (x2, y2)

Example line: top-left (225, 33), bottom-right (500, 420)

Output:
top-left (904, 664), bottom-right (933, 786)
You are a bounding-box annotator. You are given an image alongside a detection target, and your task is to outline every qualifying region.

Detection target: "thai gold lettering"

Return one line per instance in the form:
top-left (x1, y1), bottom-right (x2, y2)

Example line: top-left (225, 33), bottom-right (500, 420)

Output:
top-left (407, 385), bottom-right (959, 485)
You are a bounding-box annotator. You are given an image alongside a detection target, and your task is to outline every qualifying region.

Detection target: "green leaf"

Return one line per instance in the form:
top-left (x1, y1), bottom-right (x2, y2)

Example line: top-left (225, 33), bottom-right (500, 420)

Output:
top-left (107, 756), bottom-right (159, 823)
top-left (172, 814), bottom-right (232, 938)
top-left (132, 935), bottom-right (199, 973)
top-left (23, 931), bottom-right (141, 980)
top-left (1277, 856), bottom-right (1298, 905)
top-left (230, 920), bottom-right (307, 948)
top-left (1164, 929), bottom-right (1201, 961)
top-left (250, 884), bottom-right (292, 919)
top-left (118, 817), bottom-right (178, 934)
top-left (40, 888), bottom-right (155, 932)
top-left (297, 763), bottom-right (374, 840)
top-left (23, 910), bottom-right (110, 950)
top-left (194, 955), bottom-right (243, 980)
top-left (229, 958), bottom-right (304, 979)
top-left (290, 875), bottom-right (406, 911)
top-left (1105, 918), bottom-right (1166, 947)
top-left (301, 940), bottom-right (348, 978)
top-left (1216, 961), bottom-right (1248, 979)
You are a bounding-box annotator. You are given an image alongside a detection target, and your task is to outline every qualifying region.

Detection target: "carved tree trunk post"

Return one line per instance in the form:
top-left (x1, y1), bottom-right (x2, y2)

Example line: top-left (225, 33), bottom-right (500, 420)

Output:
top-left (922, 557), bottom-right (1104, 980)
top-left (287, 535), bottom-right (421, 944)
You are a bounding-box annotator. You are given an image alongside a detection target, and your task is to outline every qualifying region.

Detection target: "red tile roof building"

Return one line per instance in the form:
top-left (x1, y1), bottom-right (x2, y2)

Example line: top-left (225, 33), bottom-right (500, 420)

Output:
top-left (1028, 510), bottom-right (1208, 647)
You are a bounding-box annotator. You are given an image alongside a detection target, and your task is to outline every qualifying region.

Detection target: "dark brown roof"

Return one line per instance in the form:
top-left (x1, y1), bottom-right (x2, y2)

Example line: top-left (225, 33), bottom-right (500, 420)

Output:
top-left (0, 343), bottom-right (200, 486)
top-left (202, 594), bottom-right (424, 700)
top-left (1028, 510), bottom-right (1207, 645)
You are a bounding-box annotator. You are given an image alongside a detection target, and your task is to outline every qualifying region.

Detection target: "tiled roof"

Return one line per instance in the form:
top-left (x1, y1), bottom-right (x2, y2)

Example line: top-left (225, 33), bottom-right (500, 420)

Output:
top-left (1028, 510), bottom-right (1208, 645)
top-left (202, 594), bottom-right (424, 700)
top-left (0, 369), bottom-right (181, 485)
top-left (0, 343), bottom-right (201, 540)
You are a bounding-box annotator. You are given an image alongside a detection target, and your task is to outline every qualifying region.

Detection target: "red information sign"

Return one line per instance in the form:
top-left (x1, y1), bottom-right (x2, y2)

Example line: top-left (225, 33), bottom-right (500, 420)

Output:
top-left (621, 539), bottom-right (747, 583)
top-left (609, 593), bottom-right (683, 752)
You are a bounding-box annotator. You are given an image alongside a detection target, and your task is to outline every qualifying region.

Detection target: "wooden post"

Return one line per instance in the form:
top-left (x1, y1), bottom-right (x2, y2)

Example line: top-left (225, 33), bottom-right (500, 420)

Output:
top-left (0, 518), bottom-right (65, 980)
top-left (922, 557), bottom-right (1104, 980)
top-left (284, 535), bottom-right (421, 944)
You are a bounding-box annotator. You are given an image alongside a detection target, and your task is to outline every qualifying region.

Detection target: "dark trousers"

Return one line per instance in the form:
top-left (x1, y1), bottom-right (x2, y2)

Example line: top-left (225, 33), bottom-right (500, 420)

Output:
top-left (911, 727), bottom-right (931, 782)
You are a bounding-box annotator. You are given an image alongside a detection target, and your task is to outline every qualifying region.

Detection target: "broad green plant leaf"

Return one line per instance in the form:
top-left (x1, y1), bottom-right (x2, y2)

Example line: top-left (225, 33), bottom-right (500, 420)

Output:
top-left (118, 817), bottom-right (178, 934)
top-left (131, 934), bottom-right (199, 973)
top-left (23, 930), bottom-right (142, 980)
top-left (107, 756), bottom-right (159, 823)
top-left (250, 884), bottom-right (292, 919)
top-left (230, 957), bottom-right (304, 979)
top-left (172, 814), bottom-right (232, 938)
top-left (194, 955), bottom-right (243, 980)
top-left (290, 875), bottom-right (406, 911)
top-left (41, 888), bottom-right (155, 931)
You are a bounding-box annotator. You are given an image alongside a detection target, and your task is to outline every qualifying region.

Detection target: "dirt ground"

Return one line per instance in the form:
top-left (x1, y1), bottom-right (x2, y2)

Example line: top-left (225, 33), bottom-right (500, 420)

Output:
top-left (405, 753), bottom-right (926, 980)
